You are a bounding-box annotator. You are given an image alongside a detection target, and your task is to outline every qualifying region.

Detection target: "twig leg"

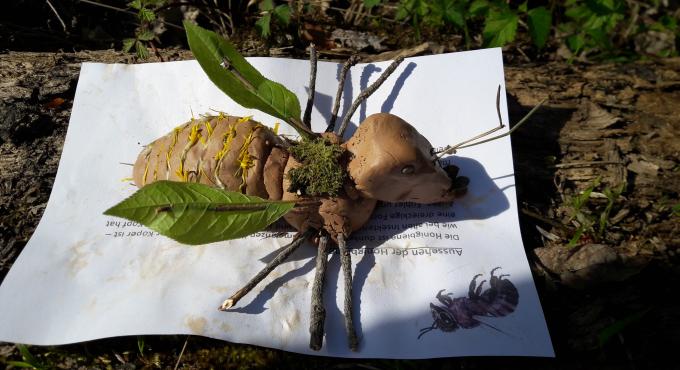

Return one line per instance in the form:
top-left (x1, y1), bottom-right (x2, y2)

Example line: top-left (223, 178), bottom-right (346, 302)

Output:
top-left (219, 229), bottom-right (314, 310)
top-left (337, 234), bottom-right (359, 351)
top-left (337, 56), bottom-right (405, 137)
top-left (326, 54), bottom-right (360, 133)
top-left (303, 44), bottom-right (318, 128)
top-left (309, 235), bottom-right (330, 351)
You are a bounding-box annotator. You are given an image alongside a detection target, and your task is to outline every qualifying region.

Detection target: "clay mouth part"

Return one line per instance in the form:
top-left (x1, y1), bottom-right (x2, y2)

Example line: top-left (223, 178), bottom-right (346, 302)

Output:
top-left (444, 165), bottom-right (469, 198)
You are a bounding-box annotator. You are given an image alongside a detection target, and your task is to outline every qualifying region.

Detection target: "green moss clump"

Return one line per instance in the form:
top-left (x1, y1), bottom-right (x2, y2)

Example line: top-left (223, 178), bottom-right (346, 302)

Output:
top-left (287, 137), bottom-right (346, 196)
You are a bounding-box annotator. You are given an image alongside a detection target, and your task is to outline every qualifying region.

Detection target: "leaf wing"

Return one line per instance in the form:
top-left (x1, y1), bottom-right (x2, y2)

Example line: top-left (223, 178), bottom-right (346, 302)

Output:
top-left (184, 22), bottom-right (306, 135)
top-left (104, 181), bottom-right (295, 245)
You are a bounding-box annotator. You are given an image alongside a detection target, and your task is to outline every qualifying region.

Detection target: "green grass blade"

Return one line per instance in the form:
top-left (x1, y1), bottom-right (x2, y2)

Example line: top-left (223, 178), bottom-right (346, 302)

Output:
top-left (598, 308), bottom-right (651, 346)
top-left (7, 361), bottom-right (40, 369)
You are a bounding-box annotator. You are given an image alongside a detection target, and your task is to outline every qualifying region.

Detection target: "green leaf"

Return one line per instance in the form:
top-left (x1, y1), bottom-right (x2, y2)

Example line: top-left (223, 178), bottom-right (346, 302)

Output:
top-left (139, 7), bottom-right (156, 22)
top-left (260, 0), bottom-right (275, 11)
top-left (518, 1), bottom-right (528, 13)
top-left (414, 0), bottom-right (429, 17)
top-left (273, 4), bottom-right (291, 25)
top-left (483, 10), bottom-right (519, 47)
top-left (573, 178), bottom-right (599, 212)
top-left (395, 4), bottom-right (409, 20)
top-left (672, 203), bottom-right (680, 216)
top-left (183, 22), bottom-right (309, 137)
top-left (137, 29), bottom-right (155, 41)
top-left (567, 224), bottom-right (586, 248)
top-left (15, 345), bottom-right (44, 370)
top-left (395, 0), bottom-right (429, 20)
top-left (565, 6), bottom-right (587, 23)
top-left (598, 183), bottom-right (624, 236)
top-left (137, 336), bottom-right (145, 354)
top-left (364, 0), bottom-right (381, 9)
top-left (567, 33), bottom-right (586, 53)
top-left (256, 13), bottom-right (272, 38)
top-left (135, 40), bottom-right (150, 59)
top-left (527, 6), bottom-right (552, 49)
top-left (447, 11), bottom-right (465, 28)
top-left (432, 0), bottom-right (465, 28)
top-left (587, 25), bottom-right (609, 48)
top-left (128, 0), bottom-right (142, 10)
top-left (122, 38), bottom-right (136, 53)
top-left (586, 0), bottom-right (622, 15)
top-left (469, 0), bottom-right (489, 16)
top-left (659, 15), bottom-right (678, 32)
top-left (104, 181), bottom-right (296, 245)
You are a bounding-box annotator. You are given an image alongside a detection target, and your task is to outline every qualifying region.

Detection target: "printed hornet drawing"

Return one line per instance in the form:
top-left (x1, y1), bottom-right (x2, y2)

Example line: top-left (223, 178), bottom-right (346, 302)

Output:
top-left (418, 267), bottom-right (519, 338)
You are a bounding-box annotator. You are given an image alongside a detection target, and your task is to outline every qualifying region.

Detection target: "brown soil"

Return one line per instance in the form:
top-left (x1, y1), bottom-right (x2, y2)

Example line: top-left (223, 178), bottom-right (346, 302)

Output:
top-left (0, 47), bottom-right (678, 369)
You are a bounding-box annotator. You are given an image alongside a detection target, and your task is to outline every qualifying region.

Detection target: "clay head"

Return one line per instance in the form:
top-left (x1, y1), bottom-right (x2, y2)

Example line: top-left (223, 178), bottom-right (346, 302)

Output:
top-left (343, 113), bottom-right (469, 204)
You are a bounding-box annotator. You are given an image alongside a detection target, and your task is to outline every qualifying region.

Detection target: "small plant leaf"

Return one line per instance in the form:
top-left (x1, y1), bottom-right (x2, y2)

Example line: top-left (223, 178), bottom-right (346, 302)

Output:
top-left (586, 0), bottom-right (623, 16)
top-left (137, 336), bottom-right (145, 354)
top-left (273, 4), bottom-right (291, 25)
top-left (519, 1), bottom-right (528, 13)
top-left (128, 0), bottom-right (142, 10)
top-left (483, 10), bottom-right (519, 47)
top-left (569, 177), bottom-right (599, 218)
top-left (567, 33), bottom-right (586, 53)
top-left (528, 6), bottom-right (552, 49)
top-left (414, 0), bottom-right (429, 17)
top-left (255, 13), bottom-right (272, 38)
top-left (139, 7), bottom-right (156, 22)
top-left (122, 38), bottom-right (136, 53)
top-left (135, 40), bottom-right (150, 59)
top-left (104, 181), bottom-right (295, 245)
top-left (672, 203), bottom-right (680, 217)
top-left (14, 344), bottom-right (44, 370)
top-left (137, 29), bottom-right (156, 41)
top-left (567, 225), bottom-right (586, 248)
top-left (183, 22), bottom-right (310, 137)
top-left (598, 183), bottom-right (624, 237)
top-left (260, 0), bottom-right (275, 11)
top-left (469, 0), bottom-right (489, 16)
top-left (432, 0), bottom-right (465, 28)
top-left (364, 0), bottom-right (381, 9)
top-left (395, 4), bottom-right (409, 20)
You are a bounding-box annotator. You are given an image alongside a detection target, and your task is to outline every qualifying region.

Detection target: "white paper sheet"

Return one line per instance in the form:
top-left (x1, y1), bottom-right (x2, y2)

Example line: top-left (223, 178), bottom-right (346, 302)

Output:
top-left (0, 48), bottom-right (553, 358)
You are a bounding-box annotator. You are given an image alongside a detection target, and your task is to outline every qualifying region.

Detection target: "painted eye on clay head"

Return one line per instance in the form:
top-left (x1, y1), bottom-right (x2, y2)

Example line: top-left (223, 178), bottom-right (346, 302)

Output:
top-left (401, 165), bottom-right (415, 174)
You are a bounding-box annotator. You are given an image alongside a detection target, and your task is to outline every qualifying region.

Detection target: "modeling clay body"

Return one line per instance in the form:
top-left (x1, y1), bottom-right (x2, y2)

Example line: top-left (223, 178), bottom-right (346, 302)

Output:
top-left (133, 113), bottom-right (468, 238)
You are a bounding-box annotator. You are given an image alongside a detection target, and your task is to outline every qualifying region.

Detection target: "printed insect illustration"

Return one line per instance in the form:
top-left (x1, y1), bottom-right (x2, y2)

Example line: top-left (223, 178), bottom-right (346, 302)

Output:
top-left (417, 267), bottom-right (519, 339)
top-left (105, 23), bottom-right (544, 352)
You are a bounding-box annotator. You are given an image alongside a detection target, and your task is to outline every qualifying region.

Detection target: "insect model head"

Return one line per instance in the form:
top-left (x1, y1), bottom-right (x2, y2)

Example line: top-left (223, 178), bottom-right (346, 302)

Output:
top-left (418, 301), bottom-right (460, 339)
top-left (344, 113), bottom-right (469, 204)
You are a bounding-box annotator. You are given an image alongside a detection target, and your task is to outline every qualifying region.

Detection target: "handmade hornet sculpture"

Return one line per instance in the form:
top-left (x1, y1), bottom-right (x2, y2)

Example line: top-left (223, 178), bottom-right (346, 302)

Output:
top-left (107, 23), bottom-right (543, 351)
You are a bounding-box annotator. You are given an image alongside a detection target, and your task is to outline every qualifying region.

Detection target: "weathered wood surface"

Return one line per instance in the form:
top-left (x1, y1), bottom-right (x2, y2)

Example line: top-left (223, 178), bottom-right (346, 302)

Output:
top-left (0, 49), bottom-right (678, 368)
